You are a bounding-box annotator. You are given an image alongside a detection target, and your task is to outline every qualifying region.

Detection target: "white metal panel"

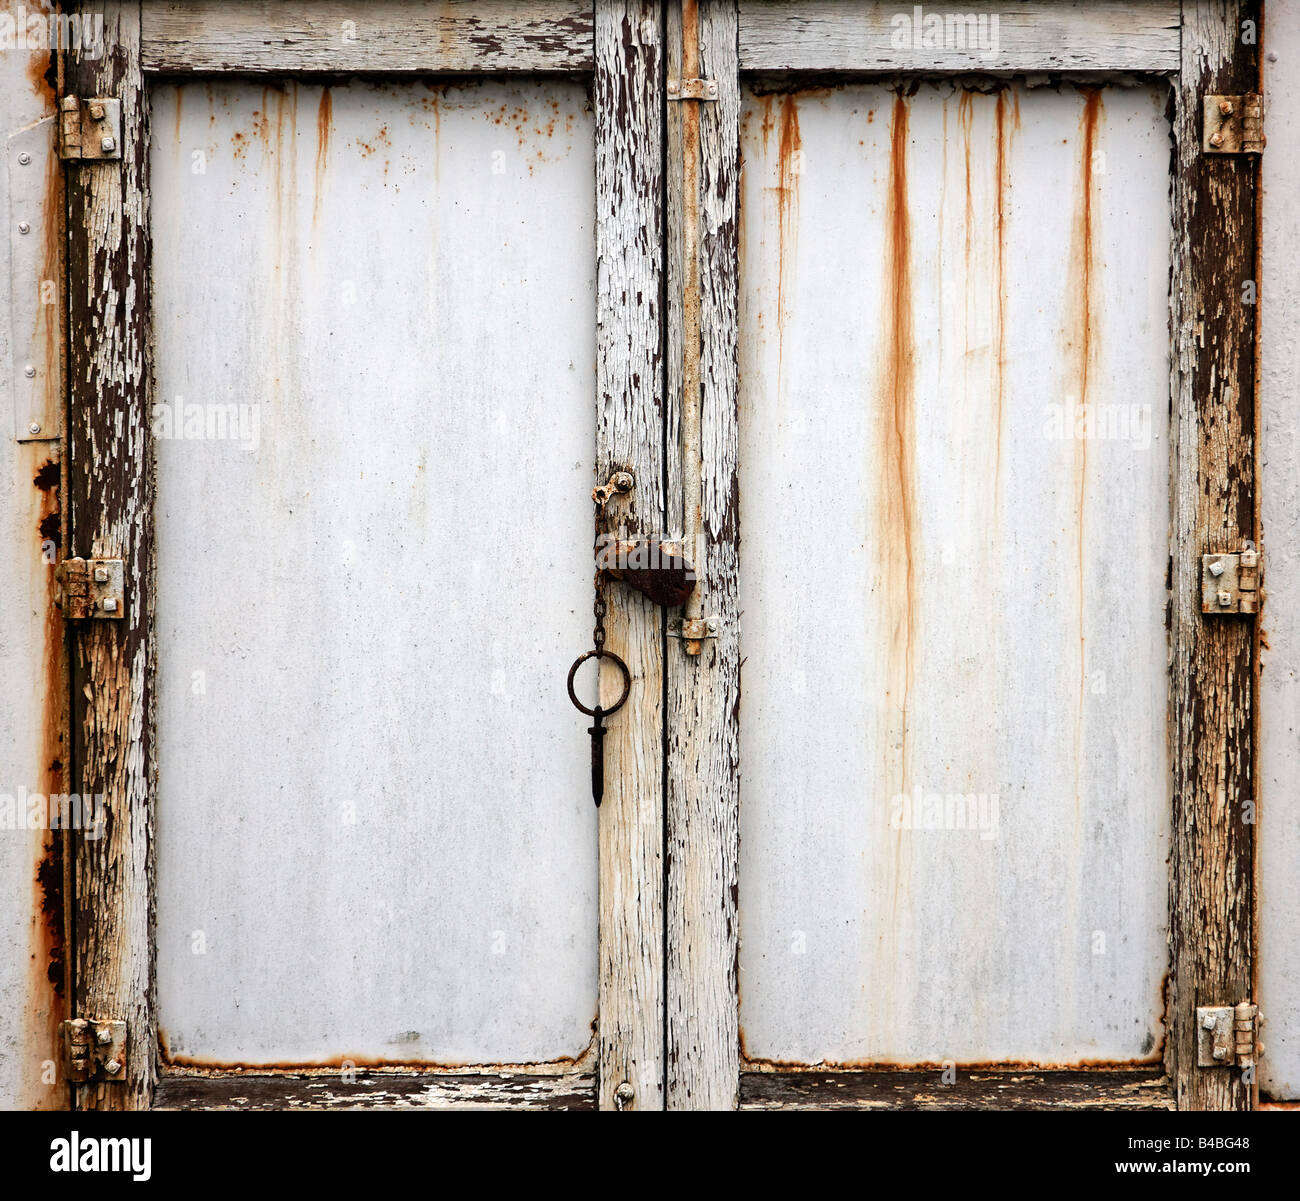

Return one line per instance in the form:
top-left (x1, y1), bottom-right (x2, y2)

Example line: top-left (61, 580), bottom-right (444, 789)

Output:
top-left (151, 79), bottom-right (597, 1066)
top-left (1260, 22), bottom-right (1300, 1101)
top-left (738, 83), bottom-right (1172, 1065)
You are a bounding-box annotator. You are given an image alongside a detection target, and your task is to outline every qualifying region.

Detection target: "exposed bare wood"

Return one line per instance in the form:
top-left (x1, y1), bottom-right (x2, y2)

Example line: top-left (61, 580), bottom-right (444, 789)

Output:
top-left (155, 1071), bottom-right (595, 1110)
top-left (594, 0), bottom-right (665, 1112)
top-left (740, 1070), bottom-right (1174, 1111)
top-left (65, 1), bottom-right (156, 1111)
top-left (1167, 0), bottom-right (1260, 1111)
top-left (140, 0), bottom-right (593, 74)
top-left (738, 0), bottom-right (1181, 73)
top-left (665, 0), bottom-right (740, 1110)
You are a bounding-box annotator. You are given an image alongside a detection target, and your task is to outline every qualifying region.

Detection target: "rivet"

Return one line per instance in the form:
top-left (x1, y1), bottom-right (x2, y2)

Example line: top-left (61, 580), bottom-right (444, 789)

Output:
top-left (28, 422), bottom-right (41, 435)
top-left (18, 152), bottom-right (31, 165)
top-left (17, 221), bottom-right (30, 234)
top-left (23, 365), bottom-right (36, 378)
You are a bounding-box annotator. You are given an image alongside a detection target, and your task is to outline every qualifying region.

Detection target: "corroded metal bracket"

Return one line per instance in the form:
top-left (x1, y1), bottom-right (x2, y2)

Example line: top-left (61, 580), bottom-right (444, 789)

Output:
top-left (1201, 547), bottom-right (1259, 614)
top-left (667, 77), bottom-right (718, 101)
top-left (1203, 93), bottom-right (1263, 154)
top-left (1196, 1003), bottom-right (1260, 1069)
top-left (55, 557), bottom-right (125, 620)
top-left (58, 96), bottom-right (122, 161)
top-left (61, 1018), bottom-right (127, 1083)
top-left (601, 539), bottom-right (695, 608)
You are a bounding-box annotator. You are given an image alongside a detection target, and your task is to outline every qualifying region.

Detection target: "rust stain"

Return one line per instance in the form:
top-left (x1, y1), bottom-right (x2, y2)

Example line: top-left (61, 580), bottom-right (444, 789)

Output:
top-left (774, 94), bottom-right (801, 404)
top-left (868, 95), bottom-right (920, 1020)
top-left (1066, 88), bottom-right (1103, 1020)
top-left (992, 90), bottom-right (1010, 515)
top-left (313, 87), bottom-right (332, 227)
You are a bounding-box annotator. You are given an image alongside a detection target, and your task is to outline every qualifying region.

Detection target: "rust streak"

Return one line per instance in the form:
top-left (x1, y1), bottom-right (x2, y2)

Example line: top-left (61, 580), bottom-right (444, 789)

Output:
top-left (774, 95), bottom-right (801, 405)
top-left (313, 87), bottom-right (332, 227)
top-left (992, 90), bottom-right (1009, 517)
top-left (875, 95), bottom-right (919, 948)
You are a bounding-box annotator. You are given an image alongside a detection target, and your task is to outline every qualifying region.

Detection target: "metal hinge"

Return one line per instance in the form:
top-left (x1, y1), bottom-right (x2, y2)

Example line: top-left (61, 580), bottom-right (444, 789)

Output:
top-left (667, 77), bottom-right (718, 101)
top-left (1203, 94), bottom-right (1264, 154)
top-left (55, 557), bottom-right (125, 620)
top-left (1201, 546), bottom-right (1259, 615)
top-left (57, 95), bottom-right (122, 161)
top-left (1196, 1003), bottom-right (1262, 1069)
top-left (60, 1018), bottom-right (127, 1083)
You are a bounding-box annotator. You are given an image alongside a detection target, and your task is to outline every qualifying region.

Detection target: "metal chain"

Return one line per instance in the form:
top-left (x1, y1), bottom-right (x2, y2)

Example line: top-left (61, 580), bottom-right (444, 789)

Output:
top-left (592, 496), bottom-right (607, 650)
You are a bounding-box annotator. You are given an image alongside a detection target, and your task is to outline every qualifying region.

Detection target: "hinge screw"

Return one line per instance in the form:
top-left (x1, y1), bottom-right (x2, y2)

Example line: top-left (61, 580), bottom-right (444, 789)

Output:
top-left (100, 136), bottom-right (116, 154)
top-left (24, 364), bottom-right (36, 378)
top-left (100, 597), bottom-right (118, 613)
top-left (1219, 99), bottom-right (1234, 116)
top-left (88, 102), bottom-right (106, 121)
top-left (17, 221), bottom-right (30, 234)
top-left (1203, 1014), bottom-right (1218, 1030)
top-left (1209, 131), bottom-right (1225, 148)
top-left (28, 422), bottom-right (41, 435)
top-left (18, 152), bottom-right (31, 165)
top-left (1217, 590), bottom-right (1232, 608)
top-left (95, 1027), bottom-right (112, 1045)
top-left (1212, 1047), bottom-right (1227, 1060)
top-left (104, 1059), bottom-right (122, 1075)
top-left (1208, 558), bottom-right (1225, 577)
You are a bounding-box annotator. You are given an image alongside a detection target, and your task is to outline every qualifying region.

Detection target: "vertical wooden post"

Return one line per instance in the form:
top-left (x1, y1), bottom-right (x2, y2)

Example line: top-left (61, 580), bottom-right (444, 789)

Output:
top-left (1168, 0), bottom-right (1260, 1111)
top-left (65, 1), bottom-right (157, 1110)
top-left (595, 0), bottom-right (667, 1111)
top-left (665, 0), bottom-right (741, 1109)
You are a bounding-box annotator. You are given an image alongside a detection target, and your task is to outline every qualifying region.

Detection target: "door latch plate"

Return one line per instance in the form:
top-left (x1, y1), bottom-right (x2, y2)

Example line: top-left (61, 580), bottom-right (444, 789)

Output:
top-left (1203, 94), bottom-right (1263, 154)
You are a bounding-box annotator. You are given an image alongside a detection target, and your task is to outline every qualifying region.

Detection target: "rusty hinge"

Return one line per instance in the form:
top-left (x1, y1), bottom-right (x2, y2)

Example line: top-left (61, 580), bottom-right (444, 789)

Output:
top-left (55, 557), bottom-right (125, 620)
top-left (1196, 1003), bottom-right (1262, 1069)
top-left (1201, 546), bottom-right (1259, 615)
top-left (60, 1018), bottom-right (127, 1083)
top-left (1203, 94), bottom-right (1264, 154)
top-left (57, 95), bottom-right (122, 161)
top-left (667, 77), bottom-right (718, 101)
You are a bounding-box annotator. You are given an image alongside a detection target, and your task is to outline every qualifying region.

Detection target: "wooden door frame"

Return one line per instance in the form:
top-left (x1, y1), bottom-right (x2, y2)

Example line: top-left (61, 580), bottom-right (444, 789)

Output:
top-left (663, 0), bottom-right (1261, 1111)
top-left (63, 0), bottom-right (662, 1112)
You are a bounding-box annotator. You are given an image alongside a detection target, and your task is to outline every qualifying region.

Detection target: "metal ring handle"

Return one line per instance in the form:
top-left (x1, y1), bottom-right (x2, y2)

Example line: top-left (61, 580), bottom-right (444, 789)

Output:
top-left (567, 650), bottom-right (631, 717)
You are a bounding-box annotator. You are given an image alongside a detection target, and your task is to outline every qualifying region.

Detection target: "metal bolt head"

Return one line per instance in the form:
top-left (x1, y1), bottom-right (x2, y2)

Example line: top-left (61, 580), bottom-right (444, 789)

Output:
top-left (1208, 558), bottom-right (1225, 577)
top-left (28, 422), bottom-right (41, 435)
top-left (23, 364), bottom-right (36, 378)
top-left (88, 102), bottom-right (106, 121)
top-left (613, 1081), bottom-right (635, 1109)
top-left (610, 470), bottom-right (635, 494)
top-left (100, 597), bottom-right (118, 613)
top-left (1210, 131), bottom-right (1225, 147)
top-left (1212, 1047), bottom-right (1227, 1061)
top-left (95, 1027), bottom-right (112, 1045)
top-left (104, 1058), bottom-right (122, 1075)
top-left (93, 566), bottom-right (110, 583)
top-left (667, 79), bottom-right (679, 95)
top-left (1203, 1014), bottom-right (1218, 1030)
top-left (1217, 590), bottom-right (1233, 608)
top-left (18, 152), bottom-right (31, 165)
top-left (17, 221), bottom-right (30, 235)
top-left (100, 136), bottom-right (116, 154)
top-left (1219, 99), bottom-right (1234, 116)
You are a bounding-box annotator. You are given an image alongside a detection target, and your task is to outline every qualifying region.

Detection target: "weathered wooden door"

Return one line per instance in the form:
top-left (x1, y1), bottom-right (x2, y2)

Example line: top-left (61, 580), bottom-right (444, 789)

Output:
top-left (64, 1), bottom-right (1259, 1113)
top-left (659, 0), bottom-right (1261, 1112)
top-left (66, 0), bottom-right (667, 1112)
